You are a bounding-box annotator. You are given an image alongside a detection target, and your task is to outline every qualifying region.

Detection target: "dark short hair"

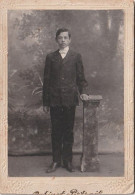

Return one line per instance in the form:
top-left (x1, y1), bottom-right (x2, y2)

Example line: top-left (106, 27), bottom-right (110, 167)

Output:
top-left (56, 28), bottom-right (71, 39)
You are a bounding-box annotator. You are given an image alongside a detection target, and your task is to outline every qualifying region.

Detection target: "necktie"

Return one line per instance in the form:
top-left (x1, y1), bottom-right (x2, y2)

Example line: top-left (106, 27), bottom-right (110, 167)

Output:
top-left (59, 50), bottom-right (67, 59)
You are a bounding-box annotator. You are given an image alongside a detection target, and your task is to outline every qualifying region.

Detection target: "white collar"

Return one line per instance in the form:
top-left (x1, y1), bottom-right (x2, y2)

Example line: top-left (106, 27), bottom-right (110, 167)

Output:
top-left (59, 46), bottom-right (69, 53)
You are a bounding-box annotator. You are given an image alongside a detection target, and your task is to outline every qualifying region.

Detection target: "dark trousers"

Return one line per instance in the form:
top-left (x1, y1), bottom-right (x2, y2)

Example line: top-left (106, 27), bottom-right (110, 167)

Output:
top-left (50, 106), bottom-right (76, 164)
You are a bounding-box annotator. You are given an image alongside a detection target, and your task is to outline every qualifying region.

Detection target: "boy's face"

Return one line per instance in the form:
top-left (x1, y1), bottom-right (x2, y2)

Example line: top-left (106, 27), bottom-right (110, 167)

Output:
top-left (56, 32), bottom-right (71, 49)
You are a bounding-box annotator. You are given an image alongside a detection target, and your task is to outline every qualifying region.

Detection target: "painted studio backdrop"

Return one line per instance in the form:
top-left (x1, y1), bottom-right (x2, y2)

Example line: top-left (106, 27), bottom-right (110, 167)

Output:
top-left (8, 10), bottom-right (124, 155)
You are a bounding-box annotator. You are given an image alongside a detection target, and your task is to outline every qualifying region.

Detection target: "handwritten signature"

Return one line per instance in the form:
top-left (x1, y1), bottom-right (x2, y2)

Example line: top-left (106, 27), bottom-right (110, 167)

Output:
top-left (33, 189), bottom-right (103, 195)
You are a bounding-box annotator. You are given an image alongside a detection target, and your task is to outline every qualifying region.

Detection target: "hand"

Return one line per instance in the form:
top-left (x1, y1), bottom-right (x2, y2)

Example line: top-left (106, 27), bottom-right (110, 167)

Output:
top-left (80, 94), bottom-right (89, 101)
top-left (43, 106), bottom-right (50, 113)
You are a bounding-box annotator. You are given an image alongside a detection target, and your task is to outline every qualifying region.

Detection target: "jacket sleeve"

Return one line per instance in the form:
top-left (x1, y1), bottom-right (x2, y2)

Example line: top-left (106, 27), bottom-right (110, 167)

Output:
top-left (76, 53), bottom-right (88, 95)
top-left (43, 54), bottom-right (51, 106)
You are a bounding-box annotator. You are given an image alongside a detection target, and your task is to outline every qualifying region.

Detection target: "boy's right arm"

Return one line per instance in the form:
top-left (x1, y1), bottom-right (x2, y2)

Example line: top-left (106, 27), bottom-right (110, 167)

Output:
top-left (43, 54), bottom-right (51, 109)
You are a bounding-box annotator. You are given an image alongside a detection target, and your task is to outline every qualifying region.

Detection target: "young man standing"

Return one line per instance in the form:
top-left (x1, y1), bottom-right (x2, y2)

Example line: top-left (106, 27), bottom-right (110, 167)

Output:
top-left (43, 28), bottom-right (89, 173)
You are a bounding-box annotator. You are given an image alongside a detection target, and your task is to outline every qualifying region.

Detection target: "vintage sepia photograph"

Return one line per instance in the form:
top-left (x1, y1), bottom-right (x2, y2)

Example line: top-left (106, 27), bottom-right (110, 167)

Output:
top-left (0, 0), bottom-right (134, 194)
top-left (8, 9), bottom-right (124, 177)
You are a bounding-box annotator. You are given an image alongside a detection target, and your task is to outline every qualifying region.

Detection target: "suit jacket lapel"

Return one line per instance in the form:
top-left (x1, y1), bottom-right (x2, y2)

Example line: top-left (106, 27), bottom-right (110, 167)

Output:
top-left (62, 49), bottom-right (74, 64)
top-left (52, 49), bottom-right (74, 64)
top-left (52, 49), bottom-right (62, 62)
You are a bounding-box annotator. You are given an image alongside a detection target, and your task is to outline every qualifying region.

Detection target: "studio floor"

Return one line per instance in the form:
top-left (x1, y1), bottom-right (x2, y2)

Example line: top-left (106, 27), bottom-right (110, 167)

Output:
top-left (8, 153), bottom-right (124, 177)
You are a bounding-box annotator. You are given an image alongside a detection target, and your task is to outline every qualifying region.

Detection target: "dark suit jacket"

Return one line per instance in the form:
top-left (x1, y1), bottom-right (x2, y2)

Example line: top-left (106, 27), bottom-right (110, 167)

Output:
top-left (43, 49), bottom-right (88, 106)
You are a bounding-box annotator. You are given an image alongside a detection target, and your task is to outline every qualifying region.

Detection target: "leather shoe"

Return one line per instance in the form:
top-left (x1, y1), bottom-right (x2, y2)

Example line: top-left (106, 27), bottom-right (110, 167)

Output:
top-left (46, 162), bottom-right (61, 173)
top-left (63, 162), bottom-right (75, 172)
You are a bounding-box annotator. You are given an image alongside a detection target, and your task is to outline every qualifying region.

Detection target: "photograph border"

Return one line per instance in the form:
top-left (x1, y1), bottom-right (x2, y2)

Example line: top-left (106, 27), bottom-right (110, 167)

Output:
top-left (0, 0), bottom-right (134, 194)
